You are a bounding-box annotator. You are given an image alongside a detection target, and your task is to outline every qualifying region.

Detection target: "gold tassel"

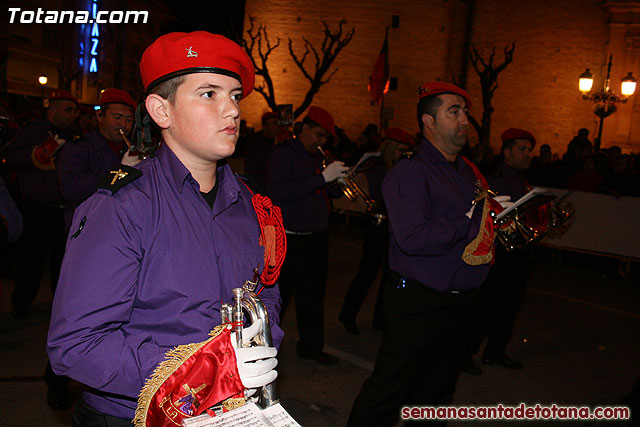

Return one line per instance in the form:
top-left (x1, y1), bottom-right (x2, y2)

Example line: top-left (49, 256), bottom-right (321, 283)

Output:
top-left (133, 325), bottom-right (228, 427)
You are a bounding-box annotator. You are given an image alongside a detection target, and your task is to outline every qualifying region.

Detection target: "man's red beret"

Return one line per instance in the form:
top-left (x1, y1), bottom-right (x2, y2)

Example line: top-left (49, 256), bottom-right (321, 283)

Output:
top-left (261, 111), bottom-right (278, 122)
top-left (49, 89), bottom-right (78, 106)
top-left (417, 82), bottom-right (472, 109)
top-left (306, 106), bottom-right (336, 137)
top-left (501, 128), bottom-right (536, 149)
top-left (99, 88), bottom-right (137, 111)
top-left (139, 31), bottom-right (254, 98)
top-left (385, 127), bottom-right (415, 146)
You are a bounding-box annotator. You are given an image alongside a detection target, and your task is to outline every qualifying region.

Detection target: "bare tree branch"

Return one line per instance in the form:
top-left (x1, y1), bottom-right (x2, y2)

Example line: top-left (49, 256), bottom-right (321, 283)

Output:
top-left (468, 42), bottom-right (516, 146)
top-left (289, 19), bottom-right (355, 118)
top-left (242, 16), bottom-right (281, 111)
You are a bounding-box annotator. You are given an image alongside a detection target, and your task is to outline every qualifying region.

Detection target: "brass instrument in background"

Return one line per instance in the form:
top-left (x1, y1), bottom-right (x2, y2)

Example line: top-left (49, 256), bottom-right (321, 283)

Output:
top-left (487, 188), bottom-right (557, 252)
top-left (317, 146), bottom-right (386, 224)
top-left (548, 191), bottom-right (575, 236)
top-left (220, 269), bottom-right (278, 409)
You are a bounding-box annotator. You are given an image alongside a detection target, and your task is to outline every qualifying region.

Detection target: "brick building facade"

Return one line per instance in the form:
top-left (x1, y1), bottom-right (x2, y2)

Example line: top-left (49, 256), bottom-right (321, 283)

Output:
top-left (242, 0), bottom-right (640, 155)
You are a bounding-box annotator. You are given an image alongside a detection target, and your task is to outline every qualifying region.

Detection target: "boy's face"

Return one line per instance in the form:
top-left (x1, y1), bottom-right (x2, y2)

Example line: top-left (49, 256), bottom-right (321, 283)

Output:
top-left (164, 73), bottom-right (243, 163)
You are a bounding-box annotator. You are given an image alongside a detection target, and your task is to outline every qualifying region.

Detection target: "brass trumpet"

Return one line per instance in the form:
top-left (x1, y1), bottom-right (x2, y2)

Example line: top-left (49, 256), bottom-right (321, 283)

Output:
top-left (220, 269), bottom-right (278, 409)
top-left (317, 146), bottom-right (386, 224)
top-left (119, 128), bottom-right (152, 160)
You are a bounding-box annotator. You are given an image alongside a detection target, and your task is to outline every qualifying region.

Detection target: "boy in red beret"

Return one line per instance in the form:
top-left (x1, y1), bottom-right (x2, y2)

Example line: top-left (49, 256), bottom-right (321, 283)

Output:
top-left (47, 32), bottom-right (285, 426)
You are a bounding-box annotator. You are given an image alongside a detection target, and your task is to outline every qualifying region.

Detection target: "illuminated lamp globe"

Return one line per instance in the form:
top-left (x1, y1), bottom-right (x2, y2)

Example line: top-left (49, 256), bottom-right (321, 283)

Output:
top-left (38, 75), bottom-right (48, 85)
top-left (578, 69), bottom-right (593, 93)
top-left (621, 72), bottom-right (637, 96)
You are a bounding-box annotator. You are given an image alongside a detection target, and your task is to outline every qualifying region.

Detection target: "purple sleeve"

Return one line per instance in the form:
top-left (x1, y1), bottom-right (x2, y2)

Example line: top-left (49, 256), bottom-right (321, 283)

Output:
top-left (57, 139), bottom-right (119, 205)
top-left (0, 177), bottom-right (22, 242)
top-left (47, 194), bottom-right (167, 398)
top-left (257, 283), bottom-right (284, 348)
top-left (382, 163), bottom-right (469, 256)
top-left (267, 147), bottom-right (326, 202)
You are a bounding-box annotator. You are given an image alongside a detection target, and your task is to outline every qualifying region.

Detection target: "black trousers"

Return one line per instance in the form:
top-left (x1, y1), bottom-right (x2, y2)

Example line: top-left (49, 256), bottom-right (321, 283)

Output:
top-left (72, 398), bottom-right (133, 427)
top-left (348, 273), bottom-right (478, 426)
top-left (467, 249), bottom-right (529, 359)
top-left (278, 231), bottom-right (329, 355)
top-left (339, 220), bottom-right (388, 326)
top-left (10, 200), bottom-right (65, 313)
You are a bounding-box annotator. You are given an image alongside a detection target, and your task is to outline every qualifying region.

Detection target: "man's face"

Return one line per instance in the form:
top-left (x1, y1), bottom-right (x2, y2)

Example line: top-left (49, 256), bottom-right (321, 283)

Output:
top-left (48, 100), bottom-right (79, 129)
top-left (504, 139), bottom-right (533, 171)
top-left (164, 73), bottom-right (242, 163)
top-left (391, 141), bottom-right (411, 164)
top-left (97, 103), bottom-right (134, 144)
top-left (299, 123), bottom-right (330, 155)
top-left (424, 94), bottom-right (469, 156)
top-left (262, 117), bottom-right (279, 140)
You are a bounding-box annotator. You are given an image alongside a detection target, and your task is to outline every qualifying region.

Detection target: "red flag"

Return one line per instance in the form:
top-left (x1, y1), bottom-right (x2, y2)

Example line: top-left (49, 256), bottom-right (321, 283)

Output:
top-left (368, 28), bottom-right (389, 103)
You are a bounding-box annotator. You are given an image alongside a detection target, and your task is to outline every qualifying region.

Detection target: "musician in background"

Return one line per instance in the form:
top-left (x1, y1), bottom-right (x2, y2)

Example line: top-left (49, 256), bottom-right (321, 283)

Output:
top-left (47, 32), bottom-right (283, 426)
top-left (244, 111), bottom-right (279, 192)
top-left (57, 88), bottom-right (139, 234)
top-left (338, 127), bottom-right (415, 334)
top-left (463, 128), bottom-right (536, 375)
top-left (349, 82), bottom-right (512, 426)
top-left (267, 106), bottom-right (348, 365)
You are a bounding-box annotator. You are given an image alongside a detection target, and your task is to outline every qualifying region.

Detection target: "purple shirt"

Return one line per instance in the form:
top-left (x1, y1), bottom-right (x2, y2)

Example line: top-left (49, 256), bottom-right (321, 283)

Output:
top-left (57, 130), bottom-right (123, 231)
top-left (489, 162), bottom-right (528, 201)
top-left (382, 138), bottom-right (490, 292)
top-left (267, 139), bottom-right (340, 232)
top-left (5, 118), bottom-right (79, 205)
top-left (0, 176), bottom-right (22, 242)
top-left (47, 144), bottom-right (283, 419)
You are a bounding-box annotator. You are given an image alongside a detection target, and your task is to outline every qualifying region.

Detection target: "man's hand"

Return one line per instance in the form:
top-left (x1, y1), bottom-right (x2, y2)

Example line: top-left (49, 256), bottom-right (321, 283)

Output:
top-left (121, 149), bottom-right (142, 167)
top-left (492, 195), bottom-right (514, 210)
top-left (466, 195), bottom-right (514, 219)
top-left (321, 161), bottom-right (348, 183)
top-left (231, 321), bottom-right (278, 393)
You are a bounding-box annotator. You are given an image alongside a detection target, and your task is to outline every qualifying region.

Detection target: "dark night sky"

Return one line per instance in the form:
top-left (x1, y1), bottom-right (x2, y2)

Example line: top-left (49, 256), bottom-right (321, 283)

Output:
top-left (160, 0), bottom-right (246, 43)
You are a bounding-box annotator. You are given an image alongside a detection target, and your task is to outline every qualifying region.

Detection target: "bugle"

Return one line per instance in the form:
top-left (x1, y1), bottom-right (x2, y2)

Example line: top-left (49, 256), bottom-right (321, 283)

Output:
top-left (220, 269), bottom-right (278, 409)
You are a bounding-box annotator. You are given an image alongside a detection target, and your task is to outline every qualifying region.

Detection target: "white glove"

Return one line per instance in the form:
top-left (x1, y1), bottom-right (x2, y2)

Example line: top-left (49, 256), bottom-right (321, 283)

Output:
top-left (121, 149), bottom-right (142, 167)
top-left (322, 161), bottom-right (349, 183)
top-left (465, 204), bottom-right (475, 219)
top-left (231, 321), bottom-right (278, 391)
top-left (465, 195), bottom-right (514, 219)
top-left (493, 195), bottom-right (514, 210)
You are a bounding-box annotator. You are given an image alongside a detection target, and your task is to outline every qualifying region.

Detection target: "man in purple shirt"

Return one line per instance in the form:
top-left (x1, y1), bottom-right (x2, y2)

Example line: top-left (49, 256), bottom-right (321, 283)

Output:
top-left (267, 106), bottom-right (348, 365)
top-left (57, 88), bottom-right (139, 233)
top-left (349, 82), bottom-right (511, 426)
top-left (463, 128), bottom-right (536, 375)
top-left (47, 32), bottom-right (282, 426)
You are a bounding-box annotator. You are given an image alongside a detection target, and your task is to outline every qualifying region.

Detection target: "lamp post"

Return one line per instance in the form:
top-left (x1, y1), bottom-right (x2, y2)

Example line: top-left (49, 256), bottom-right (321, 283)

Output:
top-left (38, 75), bottom-right (48, 106)
top-left (579, 55), bottom-right (636, 151)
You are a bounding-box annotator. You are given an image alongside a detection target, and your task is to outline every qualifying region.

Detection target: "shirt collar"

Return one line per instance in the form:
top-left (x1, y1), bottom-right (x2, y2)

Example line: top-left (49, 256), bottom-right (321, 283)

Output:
top-left (157, 144), bottom-right (241, 207)
top-left (499, 161), bottom-right (523, 178)
top-left (417, 137), bottom-right (464, 168)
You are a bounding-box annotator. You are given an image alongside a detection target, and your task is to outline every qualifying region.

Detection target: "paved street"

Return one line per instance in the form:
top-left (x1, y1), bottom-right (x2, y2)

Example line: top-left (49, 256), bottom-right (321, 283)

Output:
top-left (0, 215), bottom-right (638, 426)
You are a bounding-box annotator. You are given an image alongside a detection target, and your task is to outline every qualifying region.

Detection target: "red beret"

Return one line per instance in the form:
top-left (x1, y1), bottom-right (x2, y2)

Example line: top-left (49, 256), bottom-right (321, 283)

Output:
top-left (49, 89), bottom-right (78, 106)
top-left (261, 111), bottom-right (278, 122)
top-left (139, 31), bottom-right (254, 98)
top-left (385, 127), bottom-right (415, 146)
top-left (417, 82), bottom-right (472, 109)
top-left (306, 106), bottom-right (336, 137)
top-left (501, 128), bottom-right (536, 149)
top-left (99, 88), bottom-right (137, 111)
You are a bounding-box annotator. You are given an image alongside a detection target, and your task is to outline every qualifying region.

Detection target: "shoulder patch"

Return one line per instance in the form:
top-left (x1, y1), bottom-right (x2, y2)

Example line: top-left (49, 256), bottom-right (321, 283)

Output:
top-left (401, 151), bottom-right (415, 160)
top-left (98, 165), bottom-right (142, 194)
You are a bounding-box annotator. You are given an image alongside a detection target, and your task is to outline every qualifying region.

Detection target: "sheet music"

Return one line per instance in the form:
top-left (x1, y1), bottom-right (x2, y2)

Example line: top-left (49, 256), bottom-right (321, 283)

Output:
top-left (182, 403), bottom-right (301, 427)
top-left (351, 151), bottom-right (381, 173)
top-left (494, 187), bottom-right (556, 221)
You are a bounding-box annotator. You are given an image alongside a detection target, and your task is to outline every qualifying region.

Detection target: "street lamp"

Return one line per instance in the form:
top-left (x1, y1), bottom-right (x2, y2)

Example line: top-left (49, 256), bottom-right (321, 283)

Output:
top-left (38, 75), bottom-right (48, 107)
top-left (579, 55), bottom-right (636, 151)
